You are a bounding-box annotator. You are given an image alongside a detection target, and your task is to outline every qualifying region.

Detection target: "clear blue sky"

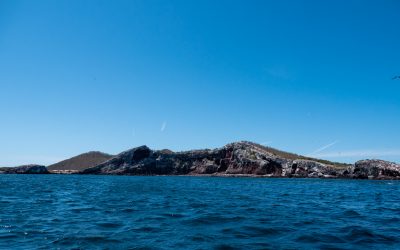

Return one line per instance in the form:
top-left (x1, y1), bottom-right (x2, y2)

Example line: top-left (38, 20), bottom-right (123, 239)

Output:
top-left (0, 0), bottom-right (399, 166)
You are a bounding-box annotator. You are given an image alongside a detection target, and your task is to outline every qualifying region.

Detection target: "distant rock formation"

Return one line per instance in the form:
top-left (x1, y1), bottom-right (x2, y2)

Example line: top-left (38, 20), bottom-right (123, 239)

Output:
top-left (352, 160), bottom-right (400, 179)
top-left (81, 142), bottom-right (400, 179)
top-left (0, 164), bottom-right (49, 174)
top-left (47, 151), bottom-right (114, 171)
top-left (2, 142), bottom-right (399, 179)
top-left (81, 142), bottom-right (355, 178)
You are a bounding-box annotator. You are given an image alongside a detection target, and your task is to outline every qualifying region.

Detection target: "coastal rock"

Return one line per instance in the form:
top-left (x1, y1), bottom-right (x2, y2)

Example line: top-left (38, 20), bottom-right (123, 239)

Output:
top-left (2, 142), bottom-right (398, 180)
top-left (222, 142), bottom-right (289, 175)
top-left (353, 160), bottom-right (400, 179)
top-left (0, 164), bottom-right (49, 174)
top-left (81, 142), bottom-right (351, 178)
top-left (77, 142), bottom-right (400, 180)
top-left (82, 146), bottom-right (152, 174)
top-left (288, 160), bottom-right (338, 178)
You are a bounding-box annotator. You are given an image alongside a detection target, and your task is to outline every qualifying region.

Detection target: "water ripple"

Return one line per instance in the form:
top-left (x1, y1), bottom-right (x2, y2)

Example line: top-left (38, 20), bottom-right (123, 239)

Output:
top-left (1, 175), bottom-right (400, 249)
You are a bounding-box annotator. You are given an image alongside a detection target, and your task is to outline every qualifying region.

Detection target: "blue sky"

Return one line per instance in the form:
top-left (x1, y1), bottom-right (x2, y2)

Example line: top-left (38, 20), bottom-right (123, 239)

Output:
top-left (0, 0), bottom-right (399, 166)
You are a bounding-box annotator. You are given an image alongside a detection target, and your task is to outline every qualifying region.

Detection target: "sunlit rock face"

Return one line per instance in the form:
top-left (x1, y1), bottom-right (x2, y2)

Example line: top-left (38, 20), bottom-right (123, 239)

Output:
top-left (288, 160), bottom-right (340, 178)
top-left (80, 142), bottom-right (336, 177)
top-left (80, 142), bottom-right (400, 180)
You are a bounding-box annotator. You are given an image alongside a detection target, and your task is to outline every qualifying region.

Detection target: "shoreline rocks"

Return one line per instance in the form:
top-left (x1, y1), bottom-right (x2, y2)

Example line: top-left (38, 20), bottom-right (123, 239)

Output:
top-left (2, 142), bottom-right (399, 179)
top-left (352, 160), bottom-right (400, 179)
top-left (0, 164), bottom-right (49, 174)
top-left (80, 142), bottom-right (400, 180)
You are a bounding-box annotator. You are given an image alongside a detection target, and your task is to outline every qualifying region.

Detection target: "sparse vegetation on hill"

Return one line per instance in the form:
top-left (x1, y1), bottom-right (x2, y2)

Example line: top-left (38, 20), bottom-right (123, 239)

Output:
top-left (47, 151), bottom-right (114, 171)
top-left (243, 141), bottom-right (350, 169)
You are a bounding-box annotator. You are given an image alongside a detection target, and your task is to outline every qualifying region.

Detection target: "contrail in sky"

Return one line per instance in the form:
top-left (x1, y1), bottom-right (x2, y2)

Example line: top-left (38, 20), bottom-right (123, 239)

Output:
top-left (161, 121), bottom-right (167, 132)
top-left (310, 140), bottom-right (339, 155)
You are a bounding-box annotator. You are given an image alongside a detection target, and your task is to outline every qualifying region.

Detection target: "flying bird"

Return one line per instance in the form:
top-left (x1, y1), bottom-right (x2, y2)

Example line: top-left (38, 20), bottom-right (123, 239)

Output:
top-left (392, 76), bottom-right (400, 80)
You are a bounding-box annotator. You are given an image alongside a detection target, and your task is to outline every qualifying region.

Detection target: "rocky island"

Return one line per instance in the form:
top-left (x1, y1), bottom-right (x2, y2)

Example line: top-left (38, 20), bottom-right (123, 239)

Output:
top-left (81, 142), bottom-right (400, 180)
top-left (0, 164), bottom-right (49, 174)
top-left (2, 142), bottom-right (400, 179)
top-left (47, 151), bottom-right (114, 174)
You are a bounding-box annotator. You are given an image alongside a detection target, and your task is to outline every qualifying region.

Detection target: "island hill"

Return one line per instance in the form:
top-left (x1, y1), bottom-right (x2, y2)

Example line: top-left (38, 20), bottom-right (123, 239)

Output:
top-left (47, 151), bottom-right (114, 173)
top-left (1, 141), bottom-right (400, 180)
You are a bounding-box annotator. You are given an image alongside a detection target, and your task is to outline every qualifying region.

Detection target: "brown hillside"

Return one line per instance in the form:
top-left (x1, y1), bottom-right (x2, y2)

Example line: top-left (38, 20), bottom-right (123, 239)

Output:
top-left (47, 151), bottom-right (114, 171)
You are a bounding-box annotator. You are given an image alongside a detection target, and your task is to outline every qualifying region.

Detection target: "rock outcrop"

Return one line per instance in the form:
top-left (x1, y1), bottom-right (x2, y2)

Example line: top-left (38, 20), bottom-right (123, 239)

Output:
top-left (81, 142), bottom-right (357, 178)
top-left (81, 142), bottom-right (400, 179)
top-left (352, 160), bottom-right (400, 179)
top-left (0, 164), bottom-right (49, 174)
top-left (289, 160), bottom-right (344, 178)
top-left (2, 142), bottom-right (398, 179)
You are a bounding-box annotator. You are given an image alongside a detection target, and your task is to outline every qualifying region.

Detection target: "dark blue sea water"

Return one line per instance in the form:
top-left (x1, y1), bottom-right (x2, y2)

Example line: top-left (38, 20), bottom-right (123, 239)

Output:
top-left (1, 175), bottom-right (400, 249)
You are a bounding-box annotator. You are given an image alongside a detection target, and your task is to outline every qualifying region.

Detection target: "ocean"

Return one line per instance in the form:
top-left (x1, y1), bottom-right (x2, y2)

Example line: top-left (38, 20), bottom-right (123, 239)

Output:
top-left (1, 175), bottom-right (399, 249)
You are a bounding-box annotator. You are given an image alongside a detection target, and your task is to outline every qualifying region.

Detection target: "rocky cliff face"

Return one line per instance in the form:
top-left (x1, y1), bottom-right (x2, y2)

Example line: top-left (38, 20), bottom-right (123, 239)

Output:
top-left (1, 142), bottom-right (397, 179)
top-left (0, 164), bottom-right (49, 174)
top-left (80, 142), bottom-right (348, 178)
top-left (352, 160), bottom-right (400, 179)
top-left (81, 142), bottom-right (400, 179)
